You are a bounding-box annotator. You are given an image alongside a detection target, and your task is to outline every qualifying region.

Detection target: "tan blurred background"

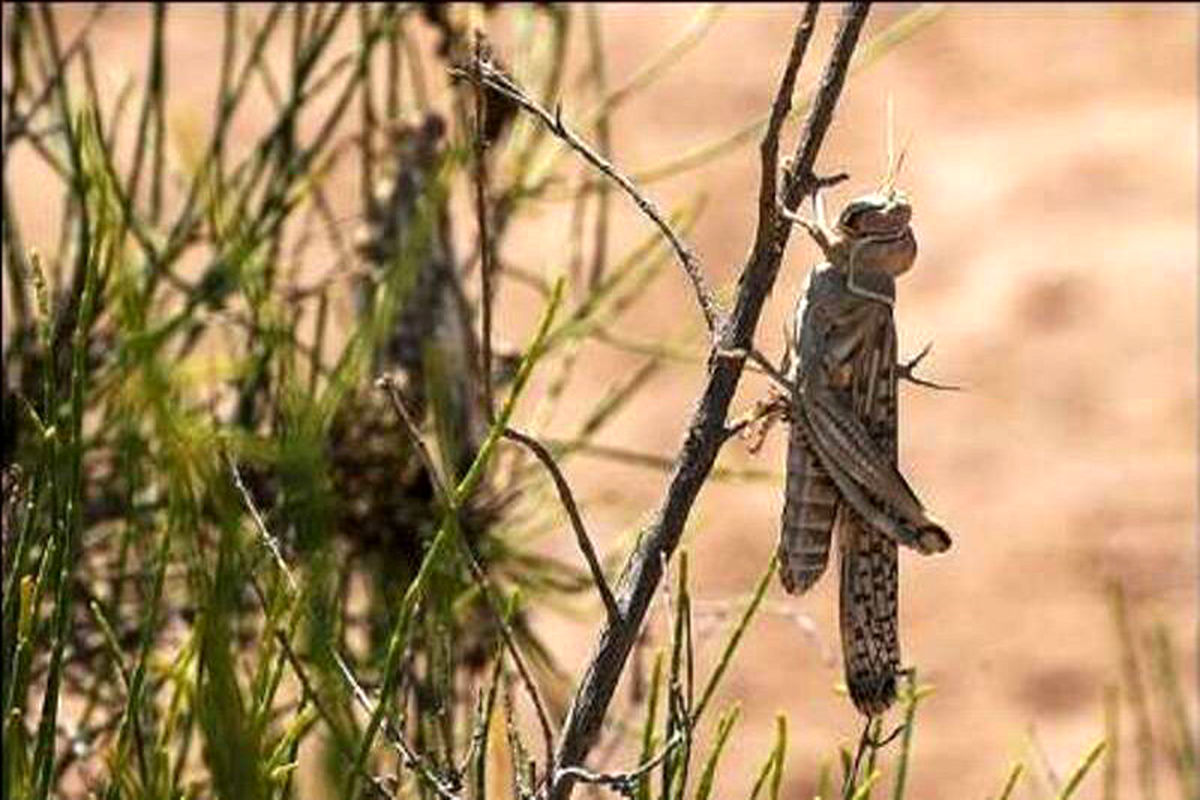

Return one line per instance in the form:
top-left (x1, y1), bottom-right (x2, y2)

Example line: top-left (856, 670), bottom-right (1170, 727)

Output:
top-left (522, 6), bottom-right (1199, 797)
top-left (12, 4), bottom-right (1198, 798)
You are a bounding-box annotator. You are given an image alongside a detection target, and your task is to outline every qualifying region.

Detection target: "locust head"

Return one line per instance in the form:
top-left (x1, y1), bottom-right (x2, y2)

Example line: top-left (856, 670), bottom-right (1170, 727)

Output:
top-left (833, 190), bottom-right (917, 278)
top-left (781, 187), bottom-right (918, 306)
top-left (783, 106), bottom-right (919, 293)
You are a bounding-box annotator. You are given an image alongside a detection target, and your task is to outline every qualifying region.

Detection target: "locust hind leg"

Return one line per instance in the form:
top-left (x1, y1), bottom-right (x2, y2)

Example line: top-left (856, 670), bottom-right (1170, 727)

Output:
top-left (837, 509), bottom-right (901, 717)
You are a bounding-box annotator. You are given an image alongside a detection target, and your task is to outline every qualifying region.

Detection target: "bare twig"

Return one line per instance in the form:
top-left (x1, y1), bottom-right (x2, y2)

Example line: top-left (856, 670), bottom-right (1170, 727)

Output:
top-left (450, 62), bottom-right (719, 334)
top-left (272, 633), bottom-right (402, 800)
top-left (226, 453), bottom-right (298, 594)
top-left (472, 32), bottom-right (497, 420)
top-left (546, 6), bottom-right (871, 797)
top-left (843, 717), bottom-right (904, 799)
top-left (544, 440), bottom-right (776, 483)
top-left (375, 374), bottom-right (450, 501)
top-left (331, 649), bottom-right (464, 800)
top-left (756, 2), bottom-right (820, 251)
top-left (454, 535), bottom-right (557, 781)
top-left (374, 378), bottom-right (556, 778)
top-left (502, 427), bottom-right (620, 625)
top-left (554, 732), bottom-right (685, 795)
top-left (714, 346), bottom-right (793, 394)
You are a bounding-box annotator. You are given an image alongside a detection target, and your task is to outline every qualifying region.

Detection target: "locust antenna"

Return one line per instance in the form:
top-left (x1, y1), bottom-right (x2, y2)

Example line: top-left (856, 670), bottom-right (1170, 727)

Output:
top-left (885, 93), bottom-right (895, 193)
top-left (881, 95), bottom-right (912, 198)
top-left (894, 131), bottom-right (912, 188)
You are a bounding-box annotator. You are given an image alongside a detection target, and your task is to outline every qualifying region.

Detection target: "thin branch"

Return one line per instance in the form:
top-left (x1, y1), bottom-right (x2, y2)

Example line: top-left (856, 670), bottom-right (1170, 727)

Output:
top-left (330, 650), bottom-right (464, 800)
top-left (755, 2), bottom-right (819, 251)
top-left (450, 62), bottom-right (720, 334)
top-left (229, 454), bottom-right (458, 799)
top-left (547, 6), bottom-right (871, 797)
top-left (714, 346), bottom-right (793, 394)
top-left (374, 379), bottom-right (557, 779)
top-left (226, 454), bottom-right (297, 594)
top-left (375, 374), bottom-right (450, 501)
top-left (454, 535), bottom-right (556, 781)
top-left (502, 427), bottom-right (620, 625)
top-left (546, 440), bottom-right (777, 483)
top-left (472, 32), bottom-right (497, 421)
top-left (554, 731), bottom-right (685, 794)
top-left (272, 633), bottom-right (401, 800)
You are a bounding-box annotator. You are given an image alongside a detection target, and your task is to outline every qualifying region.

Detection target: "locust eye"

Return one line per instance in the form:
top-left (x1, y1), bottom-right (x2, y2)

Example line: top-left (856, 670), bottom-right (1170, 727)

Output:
top-left (837, 198), bottom-right (885, 233)
top-left (839, 206), bottom-right (869, 232)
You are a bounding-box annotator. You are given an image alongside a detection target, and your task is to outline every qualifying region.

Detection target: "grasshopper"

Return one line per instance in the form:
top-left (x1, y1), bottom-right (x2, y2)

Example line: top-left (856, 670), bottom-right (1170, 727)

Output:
top-left (771, 176), bottom-right (954, 718)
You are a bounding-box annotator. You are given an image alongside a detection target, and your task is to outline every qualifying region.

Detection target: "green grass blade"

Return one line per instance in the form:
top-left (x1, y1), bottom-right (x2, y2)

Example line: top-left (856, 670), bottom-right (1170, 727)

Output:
top-left (1055, 739), bottom-right (1106, 800)
top-left (693, 553), bottom-right (777, 724)
top-left (815, 759), bottom-right (833, 800)
top-left (1103, 684), bottom-right (1119, 800)
top-left (347, 278), bottom-right (564, 799)
top-left (891, 675), bottom-right (935, 800)
top-left (995, 763), bottom-right (1024, 800)
top-left (1147, 626), bottom-right (1198, 799)
top-left (851, 771), bottom-right (882, 800)
top-left (637, 650), bottom-right (666, 800)
top-left (694, 704), bottom-right (741, 800)
top-left (1108, 581), bottom-right (1158, 800)
top-left (769, 715), bottom-right (788, 800)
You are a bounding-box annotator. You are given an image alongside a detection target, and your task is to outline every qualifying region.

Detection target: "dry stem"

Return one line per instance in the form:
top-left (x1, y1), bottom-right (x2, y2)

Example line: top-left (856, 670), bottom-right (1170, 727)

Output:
top-left (450, 62), bottom-right (720, 334)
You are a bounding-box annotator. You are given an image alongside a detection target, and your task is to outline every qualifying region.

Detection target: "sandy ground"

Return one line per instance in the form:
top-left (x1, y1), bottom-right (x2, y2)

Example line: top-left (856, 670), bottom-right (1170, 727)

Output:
top-left (9, 4), bottom-right (1197, 799)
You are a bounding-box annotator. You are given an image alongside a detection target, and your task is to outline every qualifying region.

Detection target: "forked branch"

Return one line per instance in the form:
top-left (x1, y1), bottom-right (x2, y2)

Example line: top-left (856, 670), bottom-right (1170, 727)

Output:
top-left (546, 4), bottom-right (872, 798)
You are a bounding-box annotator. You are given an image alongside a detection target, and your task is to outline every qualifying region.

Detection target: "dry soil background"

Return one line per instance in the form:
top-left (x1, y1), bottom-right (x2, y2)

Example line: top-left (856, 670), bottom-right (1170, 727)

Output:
top-left (9, 4), bottom-right (1199, 799)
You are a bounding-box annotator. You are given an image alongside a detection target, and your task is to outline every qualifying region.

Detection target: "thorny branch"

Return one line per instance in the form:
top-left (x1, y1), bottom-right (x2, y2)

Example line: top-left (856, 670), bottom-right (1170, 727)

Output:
top-left (376, 374), bottom-right (450, 500)
top-left (540, 5), bottom-right (872, 797)
top-left (450, 60), bottom-right (720, 335)
top-left (273, 635), bottom-right (403, 800)
top-left (330, 652), bottom-right (465, 800)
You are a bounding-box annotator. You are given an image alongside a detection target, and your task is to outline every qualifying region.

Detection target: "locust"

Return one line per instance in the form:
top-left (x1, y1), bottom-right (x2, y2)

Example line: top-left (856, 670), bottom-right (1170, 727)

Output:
top-left (763, 176), bottom-right (954, 718)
